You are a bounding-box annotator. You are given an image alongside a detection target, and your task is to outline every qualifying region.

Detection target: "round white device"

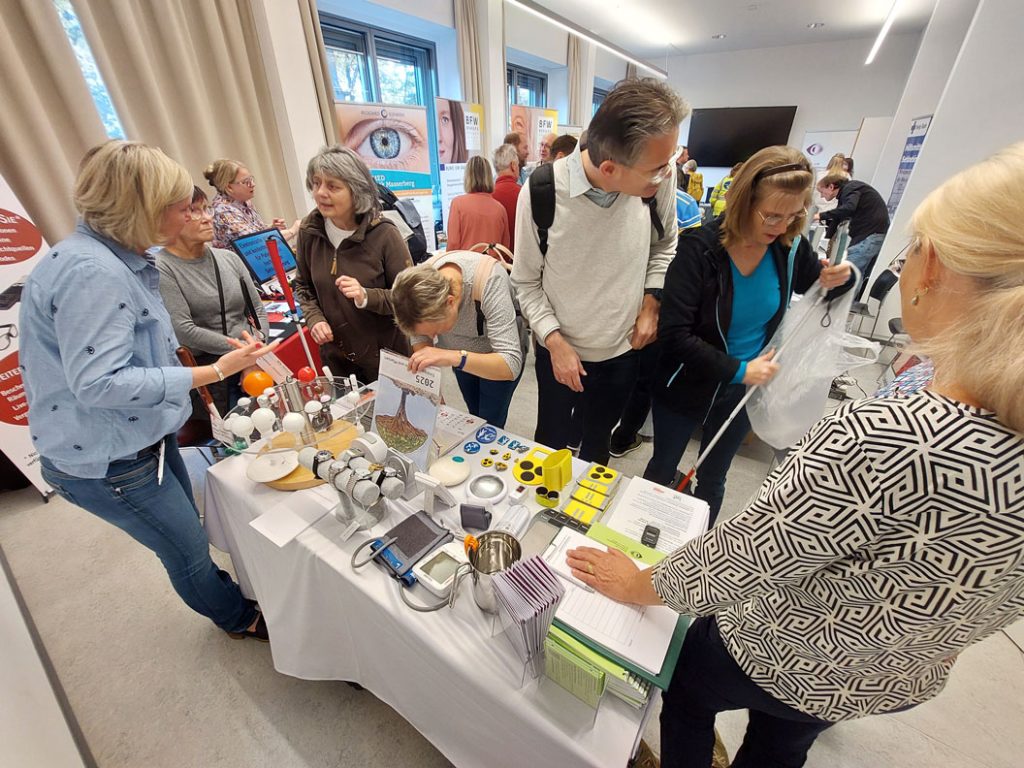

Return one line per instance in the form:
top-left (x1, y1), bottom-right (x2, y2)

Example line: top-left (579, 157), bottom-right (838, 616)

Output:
top-left (466, 473), bottom-right (508, 506)
top-left (428, 455), bottom-right (471, 487)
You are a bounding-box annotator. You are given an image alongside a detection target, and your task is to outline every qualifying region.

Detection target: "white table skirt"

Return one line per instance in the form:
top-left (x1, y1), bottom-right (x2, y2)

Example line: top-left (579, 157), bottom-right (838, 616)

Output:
top-left (204, 452), bottom-right (656, 768)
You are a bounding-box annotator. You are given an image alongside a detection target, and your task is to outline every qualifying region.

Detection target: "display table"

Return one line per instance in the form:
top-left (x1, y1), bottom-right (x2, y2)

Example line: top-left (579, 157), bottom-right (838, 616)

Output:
top-left (204, 436), bottom-right (657, 768)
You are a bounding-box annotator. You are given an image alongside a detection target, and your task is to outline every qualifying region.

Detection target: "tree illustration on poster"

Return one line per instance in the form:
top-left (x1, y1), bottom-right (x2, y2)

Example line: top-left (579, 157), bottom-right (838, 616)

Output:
top-left (374, 381), bottom-right (429, 454)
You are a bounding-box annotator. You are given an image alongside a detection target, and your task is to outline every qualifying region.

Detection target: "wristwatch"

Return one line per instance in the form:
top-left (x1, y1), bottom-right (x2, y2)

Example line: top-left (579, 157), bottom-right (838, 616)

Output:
top-left (644, 288), bottom-right (663, 302)
top-left (456, 350), bottom-right (469, 370)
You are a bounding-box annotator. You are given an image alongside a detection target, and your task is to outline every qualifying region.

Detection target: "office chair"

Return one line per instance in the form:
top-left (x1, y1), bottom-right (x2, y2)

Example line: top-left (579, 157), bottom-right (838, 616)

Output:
top-left (851, 269), bottom-right (899, 339)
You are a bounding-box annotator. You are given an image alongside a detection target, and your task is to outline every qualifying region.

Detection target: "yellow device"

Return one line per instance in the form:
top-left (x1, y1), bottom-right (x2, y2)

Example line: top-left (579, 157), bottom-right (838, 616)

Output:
top-left (577, 477), bottom-right (614, 495)
top-left (560, 499), bottom-right (602, 527)
top-left (584, 463), bottom-right (620, 489)
top-left (512, 447), bottom-right (551, 486)
top-left (541, 448), bottom-right (574, 492)
top-left (570, 486), bottom-right (611, 511)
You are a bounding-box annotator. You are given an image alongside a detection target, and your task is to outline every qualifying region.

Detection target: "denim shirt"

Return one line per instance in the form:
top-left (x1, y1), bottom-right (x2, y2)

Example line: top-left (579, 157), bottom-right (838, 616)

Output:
top-left (566, 144), bottom-right (619, 208)
top-left (20, 223), bottom-right (194, 478)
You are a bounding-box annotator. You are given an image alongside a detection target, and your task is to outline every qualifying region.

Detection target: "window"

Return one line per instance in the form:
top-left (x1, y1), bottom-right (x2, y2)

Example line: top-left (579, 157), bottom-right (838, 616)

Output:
top-left (507, 65), bottom-right (547, 108)
top-left (321, 17), bottom-right (437, 108)
top-left (53, 0), bottom-right (125, 139)
top-left (592, 86), bottom-right (609, 117)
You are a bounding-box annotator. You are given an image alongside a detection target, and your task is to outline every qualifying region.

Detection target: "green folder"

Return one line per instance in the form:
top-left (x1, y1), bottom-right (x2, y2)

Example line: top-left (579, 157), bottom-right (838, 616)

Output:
top-left (548, 522), bottom-right (690, 690)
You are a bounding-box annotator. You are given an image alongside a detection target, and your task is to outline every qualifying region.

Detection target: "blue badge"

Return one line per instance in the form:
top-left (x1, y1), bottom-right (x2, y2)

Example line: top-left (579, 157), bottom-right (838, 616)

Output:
top-left (475, 426), bottom-right (498, 444)
top-left (497, 434), bottom-right (510, 445)
top-left (463, 441), bottom-right (481, 454)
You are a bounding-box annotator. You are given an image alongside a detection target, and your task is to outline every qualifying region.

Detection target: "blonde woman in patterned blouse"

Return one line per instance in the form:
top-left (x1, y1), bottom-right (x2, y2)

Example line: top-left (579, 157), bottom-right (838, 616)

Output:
top-left (204, 158), bottom-right (299, 248)
top-left (568, 143), bottom-right (1024, 768)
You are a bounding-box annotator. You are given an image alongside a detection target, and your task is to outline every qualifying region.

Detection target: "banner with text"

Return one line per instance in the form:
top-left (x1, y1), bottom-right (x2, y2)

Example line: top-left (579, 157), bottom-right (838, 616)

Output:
top-left (509, 105), bottom-right (559, 164)
top-left (435, 97), bottom-right (486, 238)
top-left (886, 115), bottom-right (932, 219)
top-left (0, 173), bottom-right (51, 494)
top-left (335, 102), bottom-right (436, 251)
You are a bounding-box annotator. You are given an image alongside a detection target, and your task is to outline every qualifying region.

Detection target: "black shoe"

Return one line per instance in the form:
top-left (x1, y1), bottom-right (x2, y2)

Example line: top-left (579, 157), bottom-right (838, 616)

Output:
top-left (609, 436), bottom-right (643, 458)
top-left (227, 611), bottom-right (270, 642)
top-left (567, 439), bottom-right (581, 453)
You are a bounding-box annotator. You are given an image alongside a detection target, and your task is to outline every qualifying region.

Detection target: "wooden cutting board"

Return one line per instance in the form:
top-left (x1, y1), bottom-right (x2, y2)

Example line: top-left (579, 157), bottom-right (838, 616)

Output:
top-left (258, 419), bottom-right (358, 491)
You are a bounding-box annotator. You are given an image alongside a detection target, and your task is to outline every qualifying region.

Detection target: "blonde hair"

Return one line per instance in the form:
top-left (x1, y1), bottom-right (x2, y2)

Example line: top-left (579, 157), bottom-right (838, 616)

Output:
top-left (818, 170), bottom-right (851, 187)
top-left (391, 264), bottom-right (453, 335)
top-left (203, 158), bottom-right (244, 194)
top-left (721, 146), bottom-right (813, 249)
top-left (74, 141), bottom-right (192, 253)
top-left (911, 142), bottom-right (1024, 433)
top-left (464, 156), bottom-right (494, 193)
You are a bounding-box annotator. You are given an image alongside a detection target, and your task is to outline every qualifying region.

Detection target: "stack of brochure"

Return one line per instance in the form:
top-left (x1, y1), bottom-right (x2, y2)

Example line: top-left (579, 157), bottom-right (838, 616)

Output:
top-left (492, 556), bottom-right (565, 678)
top-left (546, 625), bottom-right (652, 709)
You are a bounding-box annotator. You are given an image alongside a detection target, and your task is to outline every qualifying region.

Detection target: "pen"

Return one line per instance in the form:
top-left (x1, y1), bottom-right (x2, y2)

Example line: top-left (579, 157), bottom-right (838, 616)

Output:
top-left (157, 438), bottom-right (166, 485)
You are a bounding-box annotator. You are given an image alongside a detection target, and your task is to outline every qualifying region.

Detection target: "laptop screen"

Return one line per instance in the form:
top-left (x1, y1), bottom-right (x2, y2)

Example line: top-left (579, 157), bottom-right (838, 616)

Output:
top-left (230, 228), bottom-right (297, 288)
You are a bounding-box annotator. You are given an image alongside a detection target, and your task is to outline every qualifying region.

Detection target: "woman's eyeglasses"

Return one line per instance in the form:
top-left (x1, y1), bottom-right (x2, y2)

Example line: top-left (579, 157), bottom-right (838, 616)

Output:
top-left (757, 209), bottom-right (807, 227)
top-left (0, 323), bottom-right (18, 351)
top-left (233, 176), bottom-right (256, 188)
top-left (186, 206), bottom-right (215, 221)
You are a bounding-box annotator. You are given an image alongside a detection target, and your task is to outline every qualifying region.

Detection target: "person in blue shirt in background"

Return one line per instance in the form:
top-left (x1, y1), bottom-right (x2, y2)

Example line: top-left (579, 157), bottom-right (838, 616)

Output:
top-left (20, 141), bottom-right (276, 641)
top-left (647, 146), bottom-right (852, 524)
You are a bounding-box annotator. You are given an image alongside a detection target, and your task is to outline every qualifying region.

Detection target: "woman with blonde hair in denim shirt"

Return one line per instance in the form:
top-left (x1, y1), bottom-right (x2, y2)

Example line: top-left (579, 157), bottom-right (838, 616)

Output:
top-left (21, 141), bottom-right (276, 642)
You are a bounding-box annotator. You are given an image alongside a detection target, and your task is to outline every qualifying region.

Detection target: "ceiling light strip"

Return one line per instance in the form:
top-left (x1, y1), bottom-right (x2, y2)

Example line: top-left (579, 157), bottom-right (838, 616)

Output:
top-left (865, 0), bottom-right (901, 65)
top-left (504, 0), bottom-right (668, 78)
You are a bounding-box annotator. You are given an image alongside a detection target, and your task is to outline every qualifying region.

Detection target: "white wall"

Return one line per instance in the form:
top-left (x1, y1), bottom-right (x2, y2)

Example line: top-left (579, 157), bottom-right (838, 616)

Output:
top-left (595, 48), bottom-right (626, 86)
top-left (871, 0), bottom-right (1024, 335)
top-left (505, 4), bottom-right (567, 66)
top-left (869, 0), bottom-right (979, 201)
top-left (666, 32), bottom-right (921, 190)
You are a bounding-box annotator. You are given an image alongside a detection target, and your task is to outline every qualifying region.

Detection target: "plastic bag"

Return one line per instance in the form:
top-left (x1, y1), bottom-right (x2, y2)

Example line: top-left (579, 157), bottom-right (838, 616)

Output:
top-left (746, 280), bottom-right (880, 449)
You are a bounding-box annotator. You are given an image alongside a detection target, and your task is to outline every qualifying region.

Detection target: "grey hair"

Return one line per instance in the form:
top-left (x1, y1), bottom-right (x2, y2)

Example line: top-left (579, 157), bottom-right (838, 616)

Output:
top-left (587, 78), bottom-right (690, 167)
top-left (305, 145), bottom-right (381, 220)
top-left (493, 143), bottom-right (519, 172)
top-left (683, 159), bottom-right (697, 172)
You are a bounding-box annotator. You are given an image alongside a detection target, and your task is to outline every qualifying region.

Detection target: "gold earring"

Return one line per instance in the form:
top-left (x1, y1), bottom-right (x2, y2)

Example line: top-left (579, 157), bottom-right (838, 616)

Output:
top-left (911, 285), bottom-right (930, 306)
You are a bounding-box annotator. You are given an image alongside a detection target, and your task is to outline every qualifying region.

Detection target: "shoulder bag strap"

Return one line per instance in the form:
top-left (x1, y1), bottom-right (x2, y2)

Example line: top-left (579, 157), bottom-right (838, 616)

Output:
top-left (209, 248), bottom-right (228, 336)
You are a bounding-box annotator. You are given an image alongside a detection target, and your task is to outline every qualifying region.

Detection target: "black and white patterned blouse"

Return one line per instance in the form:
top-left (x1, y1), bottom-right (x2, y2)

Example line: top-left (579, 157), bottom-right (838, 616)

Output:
top-left (652, 391), bottom-right (1024, 721)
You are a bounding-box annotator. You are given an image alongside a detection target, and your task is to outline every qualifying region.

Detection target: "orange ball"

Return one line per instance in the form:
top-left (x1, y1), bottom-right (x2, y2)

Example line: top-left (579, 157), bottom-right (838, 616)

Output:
top-left (242, 370), bottom-right (275, 397)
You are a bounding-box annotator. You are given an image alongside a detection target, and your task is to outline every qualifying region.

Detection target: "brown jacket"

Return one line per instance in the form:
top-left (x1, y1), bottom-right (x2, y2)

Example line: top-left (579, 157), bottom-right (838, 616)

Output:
top-left (293, 209), bottom-right (412, 378)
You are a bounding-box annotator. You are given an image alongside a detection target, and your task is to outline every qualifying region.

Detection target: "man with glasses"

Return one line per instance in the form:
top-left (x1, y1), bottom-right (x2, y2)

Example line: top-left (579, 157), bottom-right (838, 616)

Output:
top-left (511, 78), bottom-right (686, 464)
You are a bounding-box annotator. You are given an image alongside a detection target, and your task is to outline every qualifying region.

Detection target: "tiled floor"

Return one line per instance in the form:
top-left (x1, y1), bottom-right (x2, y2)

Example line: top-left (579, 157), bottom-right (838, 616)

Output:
top-left (0, 353), bottom-right (1021, 767)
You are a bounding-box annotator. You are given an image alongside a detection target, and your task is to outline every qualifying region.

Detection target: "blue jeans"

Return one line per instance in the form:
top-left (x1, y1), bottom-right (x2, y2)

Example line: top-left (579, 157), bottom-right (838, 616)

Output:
top-left (846, 232), bottom-right (886, 301)
top-left (453, 367), bottom-right (522, 429)
top-left (40, 437), bottom-right (256, 633)
top-left (645, 383), bottom-right (751, 527)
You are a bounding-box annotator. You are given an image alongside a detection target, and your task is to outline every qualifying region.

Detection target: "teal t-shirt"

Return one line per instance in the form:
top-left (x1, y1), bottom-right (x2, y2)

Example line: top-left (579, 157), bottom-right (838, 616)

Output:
top-left (728, 253), bottom-right (780, 384)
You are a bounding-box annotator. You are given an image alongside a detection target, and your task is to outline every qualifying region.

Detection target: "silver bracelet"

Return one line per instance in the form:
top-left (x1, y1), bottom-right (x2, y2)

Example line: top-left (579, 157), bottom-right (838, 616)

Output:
top-left (211, 362), bottom-right (226, 382)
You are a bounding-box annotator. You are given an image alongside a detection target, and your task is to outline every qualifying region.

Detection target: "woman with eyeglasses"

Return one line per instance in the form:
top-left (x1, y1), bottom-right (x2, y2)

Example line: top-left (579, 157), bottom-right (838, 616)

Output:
top-left (204, 158), bottom-right (299, 248)
top-left (20, 141), bottom-right (276, 641)
top-left (646, 146), bottom-right (853, 525)
top-left (567, 143), bottom-right (1024, 768)
top-left (157, 186), bottom-right (269, 421)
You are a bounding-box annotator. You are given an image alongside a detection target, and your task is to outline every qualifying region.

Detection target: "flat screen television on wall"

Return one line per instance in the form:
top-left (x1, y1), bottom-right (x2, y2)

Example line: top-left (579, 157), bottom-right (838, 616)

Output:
top-left (687, 106), bottom-right (798, 167)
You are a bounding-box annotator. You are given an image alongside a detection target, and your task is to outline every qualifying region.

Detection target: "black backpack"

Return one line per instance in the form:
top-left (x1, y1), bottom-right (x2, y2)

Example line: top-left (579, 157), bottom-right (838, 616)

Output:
top-left (528, 162), bottom-right (665, 256)
top-left (376, 182), bottom-right (429, 264)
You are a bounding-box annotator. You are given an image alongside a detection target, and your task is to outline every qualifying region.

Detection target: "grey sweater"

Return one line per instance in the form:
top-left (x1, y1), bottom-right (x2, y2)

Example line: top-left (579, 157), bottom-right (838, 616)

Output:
top-left (410, 252), bottom-right (524, 378)
top-left (510, 156), bottom-right (677, 362)
top-left (156, 246), bottom-right (269, 355)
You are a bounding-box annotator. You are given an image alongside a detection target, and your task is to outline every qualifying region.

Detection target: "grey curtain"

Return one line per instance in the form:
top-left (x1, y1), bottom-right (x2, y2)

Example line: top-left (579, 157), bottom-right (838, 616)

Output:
top-left (299, 0), bottom-right (339, 144)
top-left (0, 0), bottom-right (108, 243)
top-left (454, 0), bottom-right (485, 103)
top-left (567, 34), bottom-right (595, 127)
top-left (70, 0), bottom-right (297, 222)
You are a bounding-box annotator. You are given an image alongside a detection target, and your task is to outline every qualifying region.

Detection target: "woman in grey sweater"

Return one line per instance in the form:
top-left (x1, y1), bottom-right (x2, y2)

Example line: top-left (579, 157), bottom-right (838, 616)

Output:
top-left (157, 186), bottom-right (268, 420)
top-left (391, 252), bottom-right (524, 427)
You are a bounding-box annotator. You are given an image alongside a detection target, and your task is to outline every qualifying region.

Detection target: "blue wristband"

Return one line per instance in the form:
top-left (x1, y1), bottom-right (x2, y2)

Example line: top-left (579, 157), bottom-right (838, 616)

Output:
top-left (457, 350), bottom-right (468, 370)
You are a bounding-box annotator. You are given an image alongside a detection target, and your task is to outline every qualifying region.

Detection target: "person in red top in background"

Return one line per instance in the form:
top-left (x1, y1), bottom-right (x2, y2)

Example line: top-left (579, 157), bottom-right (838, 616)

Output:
top-left (446, 156), bottom-right (511, 251)
top-left (491, 144), bottom-right (521, 251)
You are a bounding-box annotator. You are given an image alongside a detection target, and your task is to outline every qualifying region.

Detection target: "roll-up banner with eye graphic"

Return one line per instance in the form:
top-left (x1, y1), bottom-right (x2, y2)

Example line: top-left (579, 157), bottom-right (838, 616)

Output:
top-left (0, 172), bottom-right (52, 494)
top-left (435, 97), bottom-right (486, 237)
top-left (335, 102), bottom-right (437, 251)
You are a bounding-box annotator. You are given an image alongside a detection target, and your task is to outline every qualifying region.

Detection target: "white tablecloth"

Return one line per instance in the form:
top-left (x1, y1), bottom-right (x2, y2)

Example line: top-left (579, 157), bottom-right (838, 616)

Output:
top-left (204, 444), bottom-right (656, 768)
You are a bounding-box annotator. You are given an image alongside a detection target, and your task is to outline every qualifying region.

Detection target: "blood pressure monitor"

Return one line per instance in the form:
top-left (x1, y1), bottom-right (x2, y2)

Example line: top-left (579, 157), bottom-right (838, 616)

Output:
top-left (411, 541), bottom-right (469, 598)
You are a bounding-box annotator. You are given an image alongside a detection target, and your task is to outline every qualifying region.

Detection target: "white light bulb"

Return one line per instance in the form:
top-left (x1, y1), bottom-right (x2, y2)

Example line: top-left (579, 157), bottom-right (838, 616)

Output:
top-left (281, 412), bottom-right (307, 434)
top-left (251, 408), bottom-right (277, 435)
top-left (230, 415), bottom-right (254, 438)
